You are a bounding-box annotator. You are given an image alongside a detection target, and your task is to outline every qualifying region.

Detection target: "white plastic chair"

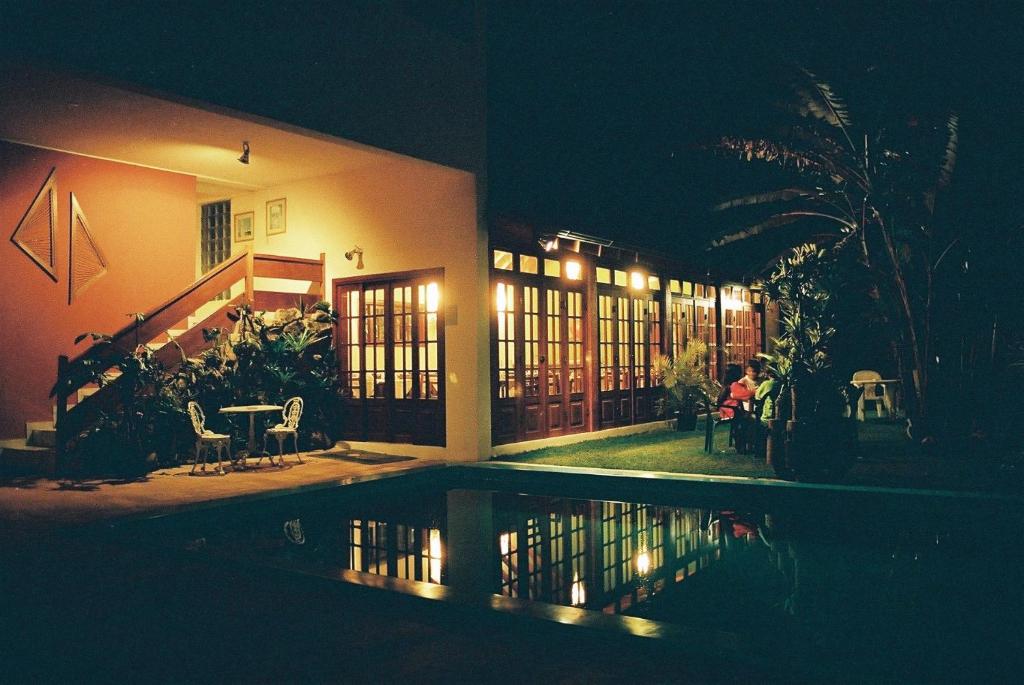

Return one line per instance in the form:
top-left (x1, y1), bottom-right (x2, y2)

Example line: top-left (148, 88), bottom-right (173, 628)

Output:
top-left (263, 397), bottom-right (304, 465)
top-left (852, 370), bottom-right (893, 421)
top-left (187, 401), bottom-right (232, 475)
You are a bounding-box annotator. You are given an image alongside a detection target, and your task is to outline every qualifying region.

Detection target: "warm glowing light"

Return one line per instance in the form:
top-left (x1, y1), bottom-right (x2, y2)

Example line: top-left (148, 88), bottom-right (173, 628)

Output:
top-left (496, 282), bottom-right (507, 312)
top-left (571, 571), bottom-right (586, 606)
top-left (629, 270), bottom-right (645, 291)
top-left (499, 532), bottom-right (510, 556)
top-left (721, 295), bottom-right (743, 310)
top-left (637, 550), bottom-right (651, 576)
top-left (426, 282), bottom-right (440, 313)
top-left (428, 528), bottom-right (442, 583)
top-left (564, 259), bottom-right (582, 281)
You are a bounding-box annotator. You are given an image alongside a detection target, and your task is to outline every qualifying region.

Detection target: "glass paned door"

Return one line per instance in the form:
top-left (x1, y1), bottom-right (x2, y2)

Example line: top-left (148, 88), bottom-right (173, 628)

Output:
top-left (492, 279), bottom-right (587, 444)
top-left (335, 272), bottom-right (445, 446)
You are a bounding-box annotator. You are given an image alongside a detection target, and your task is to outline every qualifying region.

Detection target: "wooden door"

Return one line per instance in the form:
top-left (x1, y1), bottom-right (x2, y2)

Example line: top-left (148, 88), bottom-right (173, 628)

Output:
top-left (334, 273), bottom-right (445, 446)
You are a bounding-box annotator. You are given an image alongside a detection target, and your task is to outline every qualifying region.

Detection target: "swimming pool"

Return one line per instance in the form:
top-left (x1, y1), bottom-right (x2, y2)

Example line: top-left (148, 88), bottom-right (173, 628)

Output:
top-left (111, 464), bottom-right (1024, 681)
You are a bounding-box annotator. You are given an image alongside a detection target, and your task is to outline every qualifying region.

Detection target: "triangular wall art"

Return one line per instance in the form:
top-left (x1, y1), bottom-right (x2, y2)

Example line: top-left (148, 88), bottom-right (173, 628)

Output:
top-left (10, 167), bottom-right (58, 281)
top-left (68, 192), bottom-right (108, 304)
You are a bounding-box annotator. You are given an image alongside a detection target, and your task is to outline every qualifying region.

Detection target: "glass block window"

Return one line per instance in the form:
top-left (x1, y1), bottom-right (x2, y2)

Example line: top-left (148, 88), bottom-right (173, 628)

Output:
top-left (200, 200), bottom-right (231, 273)
top-left (200, 200), bottom-right (231, 299)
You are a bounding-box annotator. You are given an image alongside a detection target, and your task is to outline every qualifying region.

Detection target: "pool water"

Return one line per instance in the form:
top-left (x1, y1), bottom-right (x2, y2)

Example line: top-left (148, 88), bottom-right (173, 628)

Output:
top-left (121, 472), bottom-right (1023, 681)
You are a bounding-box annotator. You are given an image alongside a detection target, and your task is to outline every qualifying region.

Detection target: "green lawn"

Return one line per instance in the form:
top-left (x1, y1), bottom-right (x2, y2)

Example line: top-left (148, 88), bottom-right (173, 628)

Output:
top-left (499, 424), bottom-right (775, 478)
top-left (497, 420), bottom-right (1023, 493)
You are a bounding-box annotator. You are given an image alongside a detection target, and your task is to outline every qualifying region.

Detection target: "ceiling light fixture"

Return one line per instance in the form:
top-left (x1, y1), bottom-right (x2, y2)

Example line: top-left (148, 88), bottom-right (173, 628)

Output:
top-left (539, 234), bottom-right (558, 252)
top-left (238, 141), bottom-right (250, 165)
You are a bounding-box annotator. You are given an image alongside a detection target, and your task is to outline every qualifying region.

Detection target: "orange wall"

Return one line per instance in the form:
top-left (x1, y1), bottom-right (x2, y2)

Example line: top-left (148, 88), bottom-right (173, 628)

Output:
top-left (0, 141), bottom-right (196, 438)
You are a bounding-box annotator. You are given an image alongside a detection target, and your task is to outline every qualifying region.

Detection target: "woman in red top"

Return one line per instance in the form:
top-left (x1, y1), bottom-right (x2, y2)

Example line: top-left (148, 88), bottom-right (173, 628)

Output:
top-left (717, 364), bottom-right (755, 419)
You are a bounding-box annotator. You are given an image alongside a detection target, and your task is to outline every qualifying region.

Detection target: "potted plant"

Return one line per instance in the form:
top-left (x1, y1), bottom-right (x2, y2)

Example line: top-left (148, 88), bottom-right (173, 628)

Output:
top-left (761, 245), bottom-right (858, 481)
top-left (654, 340), bottom-right (718, 432)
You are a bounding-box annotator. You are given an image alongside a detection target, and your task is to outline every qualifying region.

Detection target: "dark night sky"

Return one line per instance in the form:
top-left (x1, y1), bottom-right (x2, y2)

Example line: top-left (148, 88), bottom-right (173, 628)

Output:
top-left (487, 1), bottom-right (1024, 264)
top-left (2, 1), bottom-right (1021, 267)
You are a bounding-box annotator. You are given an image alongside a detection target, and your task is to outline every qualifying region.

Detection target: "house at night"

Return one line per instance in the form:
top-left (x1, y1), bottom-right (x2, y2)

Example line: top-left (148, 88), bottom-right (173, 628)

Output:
top-left (0, 19), bottom-right (771, 470)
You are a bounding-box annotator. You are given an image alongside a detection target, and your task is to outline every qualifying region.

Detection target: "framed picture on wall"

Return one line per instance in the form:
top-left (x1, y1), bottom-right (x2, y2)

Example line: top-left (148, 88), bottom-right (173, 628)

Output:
top-left (234, 211), bottom-right (254, 242)
top-left (266, 198), bottom-right (286, 236)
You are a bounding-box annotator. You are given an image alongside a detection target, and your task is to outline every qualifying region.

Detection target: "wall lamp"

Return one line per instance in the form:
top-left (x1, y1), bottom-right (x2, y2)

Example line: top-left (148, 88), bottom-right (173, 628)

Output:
top-left (345, 245), bottom-right (364, 270)
top-left (238, 141), bottom-right (250, 165)
top-left (629, 270), bottom-right (646, 291)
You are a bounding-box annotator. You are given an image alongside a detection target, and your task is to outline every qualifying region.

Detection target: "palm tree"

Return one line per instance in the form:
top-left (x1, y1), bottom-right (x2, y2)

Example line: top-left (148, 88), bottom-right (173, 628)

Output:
top-left (708, 68), bottom-right (961, 438)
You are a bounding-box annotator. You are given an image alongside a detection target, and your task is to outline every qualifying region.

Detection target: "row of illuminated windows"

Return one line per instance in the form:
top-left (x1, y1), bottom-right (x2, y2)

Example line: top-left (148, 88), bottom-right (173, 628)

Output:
top-left (349, 519), bottom-right (444, 584)
top-left (493, 249), bottom-right (763, 304)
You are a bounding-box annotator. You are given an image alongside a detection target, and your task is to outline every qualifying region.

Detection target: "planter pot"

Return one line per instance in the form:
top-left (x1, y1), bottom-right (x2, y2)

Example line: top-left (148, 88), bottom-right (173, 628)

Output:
top-left (675, 411), bottom-right (698, 432)
top-left (766, 419), bottom-right (792, 479)
top-left (784, 417), bottom-right (857, 482)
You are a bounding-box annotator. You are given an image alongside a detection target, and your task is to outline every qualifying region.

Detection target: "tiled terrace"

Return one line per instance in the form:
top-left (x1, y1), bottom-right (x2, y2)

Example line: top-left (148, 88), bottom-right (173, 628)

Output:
top-left (0, 450), bottom-right (441, 528)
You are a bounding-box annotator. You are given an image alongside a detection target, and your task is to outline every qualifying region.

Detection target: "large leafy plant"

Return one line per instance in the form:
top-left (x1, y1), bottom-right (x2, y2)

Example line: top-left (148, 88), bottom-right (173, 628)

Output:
top-left (653, 340), bottom-right (718, 417)
top-left (760, 244), bottom-right (848, 423)
top-left (177, 301), bottom-right (342, 449)
top-left (709, 67), bottom-right (963, 437)
top-left (66, 301), bottom-right (344, 475)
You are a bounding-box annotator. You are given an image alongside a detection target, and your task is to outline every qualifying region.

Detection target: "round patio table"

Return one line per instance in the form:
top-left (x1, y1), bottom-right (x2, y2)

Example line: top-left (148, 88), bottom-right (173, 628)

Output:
top-left (219, 404), bottom-right (283, 468)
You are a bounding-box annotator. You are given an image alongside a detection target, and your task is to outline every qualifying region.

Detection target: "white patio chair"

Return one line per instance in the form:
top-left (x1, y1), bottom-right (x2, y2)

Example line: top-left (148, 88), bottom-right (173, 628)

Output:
top-left (263, 397), bottom-right (304, 465)
top-left (852, 370), bottom-right (893, 421)
top-left (187, 401), bottom-right (232, 475)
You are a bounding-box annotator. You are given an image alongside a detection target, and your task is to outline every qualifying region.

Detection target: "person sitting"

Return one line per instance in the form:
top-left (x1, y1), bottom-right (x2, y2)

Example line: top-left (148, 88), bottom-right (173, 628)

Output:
top-left (744, 358), bottom-right (762, 385)
top-left (717, 364), bottom-right (746, 420)
top-left (718, 363), bottom-right (758, 452)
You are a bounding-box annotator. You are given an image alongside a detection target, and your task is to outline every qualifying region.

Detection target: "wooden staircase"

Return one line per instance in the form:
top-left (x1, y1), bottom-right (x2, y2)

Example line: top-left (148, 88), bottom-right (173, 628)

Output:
top-left (0, 250), bottom-right (326, 477)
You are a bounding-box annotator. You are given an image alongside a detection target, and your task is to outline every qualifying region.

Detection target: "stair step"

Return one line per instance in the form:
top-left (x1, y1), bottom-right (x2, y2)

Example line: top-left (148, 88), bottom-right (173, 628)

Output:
top-left (25, 421), bottom-right (57, 448)
top-left (0, 439), bottom-right (56, 477)
top-left (77, 387), bottom-right (100, 403)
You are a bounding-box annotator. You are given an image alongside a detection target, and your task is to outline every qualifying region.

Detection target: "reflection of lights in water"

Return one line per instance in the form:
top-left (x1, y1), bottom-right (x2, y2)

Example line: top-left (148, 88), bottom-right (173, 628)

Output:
top-left (571, 572), bottom-right (586, 606)
top-left (429, 529), bottom-right (442, 583)
top-left (499, 532), bottom-right (510, 556)
top-left (636, 550), bottom-right (651, 576)
top-left (284, 519), bottom-right (305, 545)
top-left (636, 530), bottom-right (651, 577)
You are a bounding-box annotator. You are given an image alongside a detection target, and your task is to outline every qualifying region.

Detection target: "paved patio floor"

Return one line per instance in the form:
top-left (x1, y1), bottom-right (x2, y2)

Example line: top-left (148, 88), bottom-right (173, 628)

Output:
top-left (0, 450), bottom-right (442, 527)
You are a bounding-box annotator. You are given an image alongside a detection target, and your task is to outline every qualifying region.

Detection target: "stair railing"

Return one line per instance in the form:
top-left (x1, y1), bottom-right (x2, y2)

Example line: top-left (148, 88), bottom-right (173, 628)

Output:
top-left (53, 249), bottom-right (326, 468)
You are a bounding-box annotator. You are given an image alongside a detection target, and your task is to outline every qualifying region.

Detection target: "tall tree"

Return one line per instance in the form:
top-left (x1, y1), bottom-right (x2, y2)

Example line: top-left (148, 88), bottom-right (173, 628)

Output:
top-left (709, 68), bottom-right (962, 437)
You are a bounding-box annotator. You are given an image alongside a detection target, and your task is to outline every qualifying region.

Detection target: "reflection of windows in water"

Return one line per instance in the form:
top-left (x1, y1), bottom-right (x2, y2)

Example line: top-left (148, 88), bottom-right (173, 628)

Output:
top-left (348, 518), bottom-right (444, 584)
top-left (601, 502), bottom-right (617, 593)
top-left (525, 517), bottom-right (543, 600)
top-left (499, 529), bottom-right (519, 597)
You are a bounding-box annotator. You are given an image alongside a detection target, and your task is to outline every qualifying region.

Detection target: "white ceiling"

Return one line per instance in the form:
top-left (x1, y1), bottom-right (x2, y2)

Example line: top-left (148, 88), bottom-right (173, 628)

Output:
top-left (0, 67), bottom-right (397, 190)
